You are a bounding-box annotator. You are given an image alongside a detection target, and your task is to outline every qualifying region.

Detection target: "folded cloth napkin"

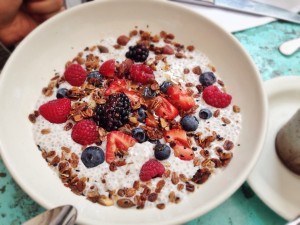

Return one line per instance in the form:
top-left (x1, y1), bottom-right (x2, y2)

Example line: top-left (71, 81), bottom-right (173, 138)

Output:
top-left (179, 0), bottom-right (300, 32)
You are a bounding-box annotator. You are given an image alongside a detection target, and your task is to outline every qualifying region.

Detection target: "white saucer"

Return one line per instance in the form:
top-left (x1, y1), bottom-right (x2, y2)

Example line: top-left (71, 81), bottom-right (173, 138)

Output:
top-left (248, 76), bottom-right (300, 221)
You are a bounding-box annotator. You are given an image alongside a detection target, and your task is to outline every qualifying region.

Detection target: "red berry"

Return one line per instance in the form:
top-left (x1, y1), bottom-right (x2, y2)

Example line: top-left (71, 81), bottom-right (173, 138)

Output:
top-left (166, 84), bottom-right (195, 111)
top-left (162, 45), bottom-right (174, 55)
top-left (130, 64), bottom-right (155, 84)
top-left (164, 129), bottom-right (189, 147)
top-left (172, 142), bottom-right (194, 161)
top-left (39, 98), bottom-right (71, 124)
top-left (153, 96), bottom-right (178, 120)
top-left (64, 64), bottom-right (87, 86)
top-left (99, 59), bottom-right (116, 78)
top-left (104, 79), bottom-right (126, 96)
top-left (106, 131), bottom-right (136, 163)
top-left (139, 159), bottom-right (165, 182)
top-left (145, 117), bottom-right (159, 128)
top-left (202, 86), bottom-right (232, 108)
top-left (71, 120), bottom-right (99, 145)
top-left (123, 89), bottom-right (141, 104)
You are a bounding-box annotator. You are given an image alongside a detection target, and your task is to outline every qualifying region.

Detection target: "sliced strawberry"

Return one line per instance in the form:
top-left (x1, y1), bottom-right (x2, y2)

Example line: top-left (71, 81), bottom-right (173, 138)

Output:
top-left (153, 96), bottom-right (178, 120)
top-left (130, 64), bottom-right (155, 84)
top-left (172, 142), bottom-right (194, 161)
top-left (99, 59), bottom-right (116, 78)
top-left (166, 84), bottom-right (196, 111)
top-left (145, 117), bottom-right (159, 128)
top-left (164, 129), bottom-right (190, 147)
top-left (104, 79), bottom-right (126, 96)
top-left (123, 89), bottom-right (141, 104)
top-left (106, 131), bottom-right (136, 163)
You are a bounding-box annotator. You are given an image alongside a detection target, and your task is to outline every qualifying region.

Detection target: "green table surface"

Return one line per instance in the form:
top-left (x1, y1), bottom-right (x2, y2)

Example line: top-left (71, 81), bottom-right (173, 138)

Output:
top-left (0, 20), bottom-right (300, 225)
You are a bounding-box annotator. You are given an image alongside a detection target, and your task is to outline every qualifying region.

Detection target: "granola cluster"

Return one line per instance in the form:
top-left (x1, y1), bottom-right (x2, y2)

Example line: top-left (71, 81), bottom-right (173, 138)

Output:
top-left (29, 29), bottom-right (242, 209)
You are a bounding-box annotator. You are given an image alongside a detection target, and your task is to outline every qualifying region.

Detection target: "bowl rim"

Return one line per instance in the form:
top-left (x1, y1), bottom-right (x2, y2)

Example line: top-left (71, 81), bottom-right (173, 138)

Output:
top-left (0, 0), bottom-right (268, 224)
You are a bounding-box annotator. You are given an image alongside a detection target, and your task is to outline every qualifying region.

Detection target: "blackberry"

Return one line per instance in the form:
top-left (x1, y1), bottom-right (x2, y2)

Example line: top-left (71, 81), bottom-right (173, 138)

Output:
top-left (125, 44), bottom-right (149, 62)
top-left (93, 93), bottom-right (131, 131)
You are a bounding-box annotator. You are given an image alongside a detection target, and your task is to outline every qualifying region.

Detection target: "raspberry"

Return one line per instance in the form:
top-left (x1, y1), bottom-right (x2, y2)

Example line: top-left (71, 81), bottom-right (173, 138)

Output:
top-left (64, 64), bottom-right (87, 86)
top-left (139, 159), bottom-right (165, 182)
top-left (130, 64), bottom-right (154, 84)
top-left (202, 85), bottom-right (232, 108)
top-left (39, 98), bottom-right (71, 124)
top-left (99, 59), bottom-right (115, 78)
top-left (71, 119), bottom-right (99, 145)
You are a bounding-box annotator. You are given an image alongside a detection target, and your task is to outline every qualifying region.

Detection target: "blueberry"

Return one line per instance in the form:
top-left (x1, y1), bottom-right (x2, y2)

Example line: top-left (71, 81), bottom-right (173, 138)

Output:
top-left (160, 81), bottom-right (172, 93)
top-left (87, 71), bottom-right (103, 86)
top-left (143, 87), bottom-right (157, 99)
top-left (180, 115), bottom-right (199, 131)
top-left (137, 107), bottom-right (147, 123)
top-left (199, 72), bottom-right (216, 86)
top-left (199, 108), bottom-right (212, 120)
top-left (56, 88), bottom-right (69, 99)
top-left (81, 146), bottom-right (105, 168)
top-left (148, 139), bottom-right (160, 145)
top-left (132, 127), bottom-right (148, 143)
top-left (154, 143), bottom-right (171, 160)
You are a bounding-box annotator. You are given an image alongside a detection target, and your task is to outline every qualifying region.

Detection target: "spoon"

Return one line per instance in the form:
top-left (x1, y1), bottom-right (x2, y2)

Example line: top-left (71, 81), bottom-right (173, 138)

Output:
top-left (279, 37), bottom-right (300, 56)
top-left (286, 215), bottom-right (300, 225)
top-left (23, 205), bottom-right (77, 225)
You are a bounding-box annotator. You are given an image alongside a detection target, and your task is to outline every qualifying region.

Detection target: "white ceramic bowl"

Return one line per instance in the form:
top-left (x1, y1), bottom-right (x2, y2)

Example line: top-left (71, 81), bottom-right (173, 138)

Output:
top-left (0, 0), bottom-right (267, 224)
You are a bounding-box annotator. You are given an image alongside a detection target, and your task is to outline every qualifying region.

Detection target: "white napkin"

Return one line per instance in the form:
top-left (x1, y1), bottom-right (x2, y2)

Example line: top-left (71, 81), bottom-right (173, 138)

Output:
top-left (180, 0), bottom-right (300, 32)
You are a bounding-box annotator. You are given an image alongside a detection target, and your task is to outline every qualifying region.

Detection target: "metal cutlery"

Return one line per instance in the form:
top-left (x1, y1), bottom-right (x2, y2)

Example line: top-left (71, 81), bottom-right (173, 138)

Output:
top-left (171, 0), bottom-right (300, 24)
top-left (23, 205), bottom-right (77, 225)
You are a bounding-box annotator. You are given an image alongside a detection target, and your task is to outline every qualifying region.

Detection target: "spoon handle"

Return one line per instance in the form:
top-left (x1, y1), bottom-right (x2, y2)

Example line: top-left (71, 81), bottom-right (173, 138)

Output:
top-left (285, 215), bottom-right (300, 225)
top-left (279, 37), bottom-right (300, 56)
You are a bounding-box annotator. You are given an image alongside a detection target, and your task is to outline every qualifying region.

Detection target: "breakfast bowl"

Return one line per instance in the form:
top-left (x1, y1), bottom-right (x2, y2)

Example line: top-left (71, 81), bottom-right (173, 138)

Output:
top-left (0, 0), bottom-right (267, 224)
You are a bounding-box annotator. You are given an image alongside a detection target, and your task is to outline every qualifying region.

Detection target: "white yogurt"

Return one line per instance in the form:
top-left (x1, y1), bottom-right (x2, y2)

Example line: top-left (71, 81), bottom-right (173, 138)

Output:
top-left (32, 32), bottom-right (242, 208)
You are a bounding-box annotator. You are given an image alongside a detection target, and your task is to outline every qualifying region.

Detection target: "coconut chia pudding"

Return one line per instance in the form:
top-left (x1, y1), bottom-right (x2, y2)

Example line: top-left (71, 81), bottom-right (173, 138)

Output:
top-left (29, 29), bottom-right (242, 209)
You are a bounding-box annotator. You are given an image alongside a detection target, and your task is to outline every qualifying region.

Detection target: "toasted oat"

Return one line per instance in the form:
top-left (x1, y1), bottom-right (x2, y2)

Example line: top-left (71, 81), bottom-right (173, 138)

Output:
top-left (221, 117), bottom-right (231, 124)
top-left (223, 140), bottom-right (234, 151)
top-left (192, 66), bottom-right (201, 75)
top-left (183, 68), bottom-right (190, 74)
top-left (191, 168), bottom-right (211, 184)
top-left (213, 109), bottom-right (220, 117)
top-left (147, 193), bottom-right (158, 202)
top-left (117, 35), bottom-right (130, 46)
top-left (171, 172), bottom-right (179, 185)
top-left (97, 45), bottom-right (109, 53)
top-left (98, 195), bottom-right (114, 206)
top-left (168, 191), bottom-right (176, 202)
top-left (185, 182), bottom-right (195, 192)
top-left (156, 203), bottom-right (165, 210)
top-left (28, 113), bottom-right (36, 123)
top-left (175, 52), bottom-right (184, 58)
top-left (233, 105), bottom-right (241, 113)
top-left (155, 179), bottom-right (165, 193)
top-left (187, 45), bottom-right (195, 52)
top-left (193, 157), bottom-right (201, 167)
top-left (125, 188), bottom-right (136, 197)
top-left (177, 183), bottom-right (184, 191)
top-left (117, 198), bottom-right (135, 208)
top-left (179, 174), bottom-right (188, 183)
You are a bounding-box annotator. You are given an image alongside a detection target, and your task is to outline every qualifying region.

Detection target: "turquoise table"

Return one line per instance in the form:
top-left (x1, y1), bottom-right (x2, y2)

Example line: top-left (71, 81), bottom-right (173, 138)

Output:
top-left (0, 20), bottom-right (300, 225)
